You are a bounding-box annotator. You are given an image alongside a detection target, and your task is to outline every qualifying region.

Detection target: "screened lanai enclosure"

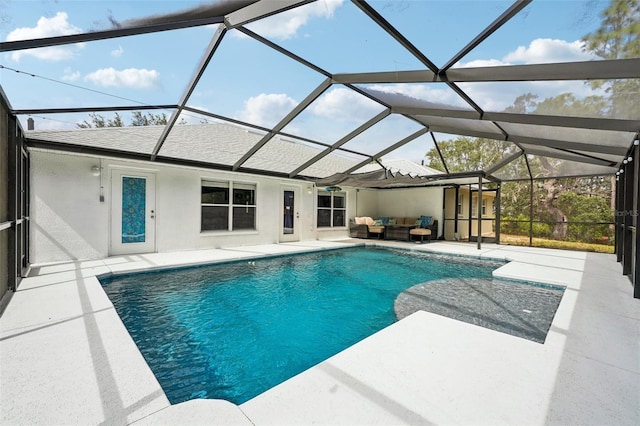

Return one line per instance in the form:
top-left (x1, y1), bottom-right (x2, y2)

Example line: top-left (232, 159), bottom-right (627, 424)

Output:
top-left (1, 0), bottom-right (639, 299)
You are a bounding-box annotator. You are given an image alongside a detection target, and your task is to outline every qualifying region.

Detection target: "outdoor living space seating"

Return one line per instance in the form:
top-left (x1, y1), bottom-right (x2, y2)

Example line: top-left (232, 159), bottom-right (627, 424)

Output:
top-left (384, 217), bottom-right (420, 241)
top-left (410, 227), bottom-right (432, 243)
top-left (349, 216), bottom-right (438, 242)
top-left (349, 217), bottom-right (384, 239)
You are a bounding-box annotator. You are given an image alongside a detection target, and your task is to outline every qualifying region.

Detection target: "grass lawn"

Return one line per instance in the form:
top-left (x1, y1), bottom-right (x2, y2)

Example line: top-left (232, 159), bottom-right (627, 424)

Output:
top-left (500, 234), bottom-right (615, 254)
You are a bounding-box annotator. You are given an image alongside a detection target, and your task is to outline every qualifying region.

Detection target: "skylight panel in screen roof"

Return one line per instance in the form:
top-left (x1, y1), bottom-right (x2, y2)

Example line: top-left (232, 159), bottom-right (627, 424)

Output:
top-left (244, 0), bottom-right (425, 73)
top-left (381, 133), bottom-right (437, 164)
top-left (3, 27), bottom-right (210, 112)
top-left (455, 0), bottom-right (607, 67)
top-left (431, 131), bottom-right (516, 173)
top-left (498, 122), bottom-right (635, 151)
top-left (339, 114), bottom-right (424, 158)
top-left (414, 115), bottom-right (504, 139)
top-left (186, 29), bottom-right (328, 129)
top-left (520, 143), bottom-right (618, 167)
top-left (298, 151), bottom-right (368, 179)
top-left (518, 152), bottom-right (618, 179)
top-left (158, 121), bottom-right (266, 166)
top-left (243, 135), bottom-right (329, 175)
top-left (278, 87), bottom-right (387, 144)
top-left (357, 83), bottom-right (475, 112)
top-left (457, 79), bottom-right (640, 121)
top-left (490, 153), bottom-right (530, 181)
top-left (367, 0), bottom-right (514, 69)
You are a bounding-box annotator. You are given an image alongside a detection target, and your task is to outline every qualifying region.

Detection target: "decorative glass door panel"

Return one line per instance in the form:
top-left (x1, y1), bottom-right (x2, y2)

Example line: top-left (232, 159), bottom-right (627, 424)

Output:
top-left (122, 177), bottom-right (146, 243)
top-left (111, 170), bottom-right (156, 255)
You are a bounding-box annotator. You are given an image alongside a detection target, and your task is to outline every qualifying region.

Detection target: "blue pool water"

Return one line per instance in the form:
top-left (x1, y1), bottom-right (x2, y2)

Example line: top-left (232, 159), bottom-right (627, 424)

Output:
top-left (100, 247), bottom-right (505, 404)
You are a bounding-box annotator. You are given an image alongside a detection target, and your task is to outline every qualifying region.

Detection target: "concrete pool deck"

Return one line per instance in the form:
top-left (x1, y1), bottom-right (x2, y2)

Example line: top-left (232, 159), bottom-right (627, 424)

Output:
top-left (1, 240), bottom-right (638, 425)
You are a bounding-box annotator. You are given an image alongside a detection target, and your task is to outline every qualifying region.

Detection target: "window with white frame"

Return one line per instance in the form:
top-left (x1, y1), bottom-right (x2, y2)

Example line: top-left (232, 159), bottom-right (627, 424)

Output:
top-left (317, 191), bottom-right (346, 228)
top-left (457, 194), bottom-right (463, 216)
top-left (201, 180), bottom-right (256, 231)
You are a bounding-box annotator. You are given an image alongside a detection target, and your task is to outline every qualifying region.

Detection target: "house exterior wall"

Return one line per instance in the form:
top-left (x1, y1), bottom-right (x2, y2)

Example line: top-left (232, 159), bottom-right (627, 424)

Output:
top-left (29, 150), bottom-right (349, 263)
top-left (377, 187), bottom-right (444, 238)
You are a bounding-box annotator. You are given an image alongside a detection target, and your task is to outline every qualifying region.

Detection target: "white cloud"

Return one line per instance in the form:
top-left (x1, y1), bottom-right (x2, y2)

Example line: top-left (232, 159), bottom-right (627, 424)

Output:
top-left (243, 0), bottom-right (343, 40)
top-left (7, 12), bottom-right (83, 61)
top-left (84, 67), bottom-right (160, 89)
top-left (111, 45), bottom-right (124, 57)
top-left (310, 87), bottom-right (384, 120)
top-left (503, 38), bottom-right (595, 64)
top-left (62, 67), bottom-right (80, 82)
top-left (448, 38), bottom-right (603, 112)
top-left (237, 93), bottom-right (298, 127)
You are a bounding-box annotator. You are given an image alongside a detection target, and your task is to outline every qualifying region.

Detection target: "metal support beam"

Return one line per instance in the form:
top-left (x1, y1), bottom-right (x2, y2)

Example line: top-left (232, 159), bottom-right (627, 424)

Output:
top-left (495, 183), bottom-right (502, 244)
top-left (634, 142), bottom-right (640, 298)
top-left (431, 132), bottom-right (450, 174)
top-left (233, 78), bottom-right (333, 170)
top-left (225, 0), bottom-right (312, 28)
top-left (151, 25), bottom-right (226, 160)
top-left (477, 175), bottom-right (483, 250)
top-left (333, 58), bottom-right (640, 84)
top-left (288, 109), bottom-right (390, 177)
top-left (400, 106), bottom-right (640, 133)
top-left (0, 17), bottom-right (225, 52)
top-left (441, 0), bottom-right (532, 72)
top-left (13, 105), bottom-right (178, 115)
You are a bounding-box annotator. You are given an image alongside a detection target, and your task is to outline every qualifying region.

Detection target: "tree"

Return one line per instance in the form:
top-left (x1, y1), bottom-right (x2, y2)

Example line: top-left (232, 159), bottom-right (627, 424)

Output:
top-left (131, 111), bottom-right (168, 126)
top-left (77, 112), bottom-right (124, 128)
top-left (76, 111), bottom-right (184, 128)
top-left (581, 0), bottom-right (640, 119)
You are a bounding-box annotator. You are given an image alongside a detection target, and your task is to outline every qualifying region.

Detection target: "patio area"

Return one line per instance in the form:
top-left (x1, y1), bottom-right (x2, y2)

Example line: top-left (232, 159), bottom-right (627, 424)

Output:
top-left (1, 240), bottom-right (638, 425)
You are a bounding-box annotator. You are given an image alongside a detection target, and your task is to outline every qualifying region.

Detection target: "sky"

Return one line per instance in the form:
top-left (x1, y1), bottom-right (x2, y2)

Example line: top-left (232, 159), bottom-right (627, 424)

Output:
top-left (0, 0), bottom-right (613, 163)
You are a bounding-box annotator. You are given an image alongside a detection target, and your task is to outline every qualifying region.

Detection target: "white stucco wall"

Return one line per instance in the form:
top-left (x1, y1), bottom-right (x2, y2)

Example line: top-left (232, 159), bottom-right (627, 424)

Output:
top-left (377, 187), bottom-right (444, 238)
top-left (29, 150), bottom-right (345, 263)
top-left (31, 151), bottom-right (110, 261)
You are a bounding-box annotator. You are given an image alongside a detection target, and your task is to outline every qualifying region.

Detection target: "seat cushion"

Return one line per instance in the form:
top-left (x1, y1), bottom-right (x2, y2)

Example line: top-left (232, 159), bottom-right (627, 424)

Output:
top-left (369, 226), bottom-right (384, 233)
top-left (409, 228), bottom-right (431, 236)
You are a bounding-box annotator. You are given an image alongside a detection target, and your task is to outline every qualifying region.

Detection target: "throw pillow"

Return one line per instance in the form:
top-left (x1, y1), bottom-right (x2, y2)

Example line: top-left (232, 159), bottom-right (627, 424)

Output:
top-left (380, 217), bottom-right (390, 225)
top-left (388, 219), bottom-right (397, 225)
top-left (355, 217), bottom-right (364, 225)
top-left (420, 215), bottom-right (432, 228)
top-left (373, 219), bottom-right (383, 226)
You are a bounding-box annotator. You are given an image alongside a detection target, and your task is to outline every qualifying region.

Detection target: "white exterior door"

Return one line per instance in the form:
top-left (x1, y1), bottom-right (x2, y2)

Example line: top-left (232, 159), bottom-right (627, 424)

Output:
top-left (110, 169), bottom-right (156, 255)
top-left (280, 186), bottom-right (299, 242)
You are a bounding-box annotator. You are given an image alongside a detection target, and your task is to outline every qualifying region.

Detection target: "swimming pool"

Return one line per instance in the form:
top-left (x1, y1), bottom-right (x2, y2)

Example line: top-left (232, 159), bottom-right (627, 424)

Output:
top-left (100, 247), bottom-right (555, 405)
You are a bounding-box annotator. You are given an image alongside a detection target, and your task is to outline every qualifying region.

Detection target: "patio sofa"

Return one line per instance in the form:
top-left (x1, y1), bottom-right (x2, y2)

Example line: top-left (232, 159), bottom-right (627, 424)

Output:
top-left (348, 217), bottom-right (385, 239)
top-left (349, 216), bottom-right (438, 241)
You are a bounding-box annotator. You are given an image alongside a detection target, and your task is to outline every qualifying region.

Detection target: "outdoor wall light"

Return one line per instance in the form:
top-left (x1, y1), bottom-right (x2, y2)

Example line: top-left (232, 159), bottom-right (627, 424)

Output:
top-left (91, 165), bottom-right (101, 176)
